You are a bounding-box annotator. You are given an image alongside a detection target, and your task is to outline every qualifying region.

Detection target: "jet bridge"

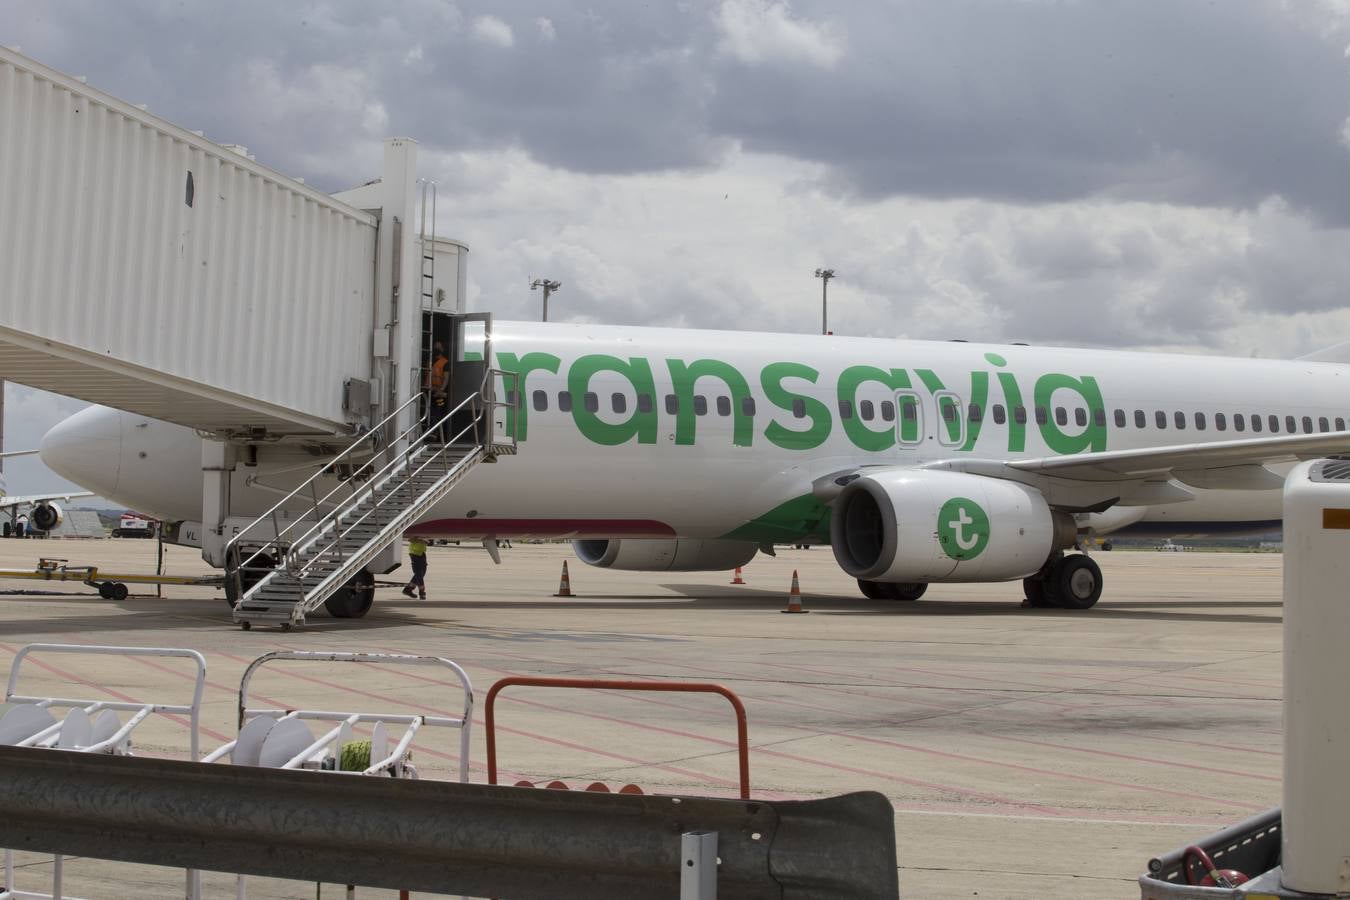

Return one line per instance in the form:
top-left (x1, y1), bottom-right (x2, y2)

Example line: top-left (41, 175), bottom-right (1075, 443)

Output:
top-left (0, 47), bottom-right (504, 604)
top-left (0, 46), bottom-right (445, 438)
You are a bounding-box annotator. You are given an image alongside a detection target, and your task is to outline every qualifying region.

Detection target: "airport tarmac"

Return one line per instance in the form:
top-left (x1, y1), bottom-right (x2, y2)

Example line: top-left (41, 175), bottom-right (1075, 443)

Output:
top-left (0, 539), bottom-right (1283, 899)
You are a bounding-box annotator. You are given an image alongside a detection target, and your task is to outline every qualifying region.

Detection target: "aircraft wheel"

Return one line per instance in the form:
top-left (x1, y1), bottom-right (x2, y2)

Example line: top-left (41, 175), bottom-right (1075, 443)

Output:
top-left (885, 582), bottom-right (927, 601)
top-left (857, 579), bottom-right (888, 600)
top-left (1055, 554), bottom-right (1103, 610)
top-left (110, 582), bottom-right (129, 602)
top-left (324, 570), bottom-right (375, 619)
top-left (97, 581), bottom-right (115, 600)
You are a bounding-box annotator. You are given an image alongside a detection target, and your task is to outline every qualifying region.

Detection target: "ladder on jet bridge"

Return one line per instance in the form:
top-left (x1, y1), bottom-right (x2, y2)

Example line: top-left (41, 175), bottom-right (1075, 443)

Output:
top-left (224, 371), bottom-right (518, 630)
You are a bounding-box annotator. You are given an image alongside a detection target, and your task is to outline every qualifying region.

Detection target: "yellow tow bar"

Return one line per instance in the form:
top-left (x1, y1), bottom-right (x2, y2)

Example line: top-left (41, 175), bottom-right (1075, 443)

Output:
top-left (0, 558), bottom-right (223, 601)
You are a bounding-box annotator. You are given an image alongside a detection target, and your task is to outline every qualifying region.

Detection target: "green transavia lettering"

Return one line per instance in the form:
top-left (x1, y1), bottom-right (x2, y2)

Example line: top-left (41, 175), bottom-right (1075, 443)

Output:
top-left (493, 351), bottom-right (1108, 456)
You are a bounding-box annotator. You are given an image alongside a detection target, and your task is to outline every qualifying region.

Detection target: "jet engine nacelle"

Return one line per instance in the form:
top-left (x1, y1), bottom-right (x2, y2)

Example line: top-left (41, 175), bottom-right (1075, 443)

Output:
top-left (30, 502), bottom-right (62, 532)
top-left (573, 539), bottom-right (758, 572)
top-left (831, 469), bottom-right (1074, 583)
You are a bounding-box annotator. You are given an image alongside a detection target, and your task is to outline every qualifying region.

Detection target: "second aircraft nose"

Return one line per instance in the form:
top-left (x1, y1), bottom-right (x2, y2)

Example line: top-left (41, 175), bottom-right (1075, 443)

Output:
top-left (39, 405), bottom-right (122, 498)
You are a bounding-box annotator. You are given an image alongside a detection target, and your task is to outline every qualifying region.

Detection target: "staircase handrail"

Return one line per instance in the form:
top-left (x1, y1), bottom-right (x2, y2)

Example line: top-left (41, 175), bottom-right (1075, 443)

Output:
top-left (224, 367), bottom-right (519, 606)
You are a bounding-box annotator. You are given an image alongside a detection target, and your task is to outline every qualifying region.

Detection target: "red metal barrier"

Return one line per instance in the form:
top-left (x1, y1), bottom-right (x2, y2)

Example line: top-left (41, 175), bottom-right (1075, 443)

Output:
top-left (485, 676), bottom-right (751, 799)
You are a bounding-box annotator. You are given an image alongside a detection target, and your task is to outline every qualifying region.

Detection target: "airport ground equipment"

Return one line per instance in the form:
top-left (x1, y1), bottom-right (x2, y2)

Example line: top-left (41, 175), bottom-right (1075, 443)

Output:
top-left (1140, 458), bottom-right (1350, 898)
top-left (202, 650), bottom-right (473, 898)
top-left (0, 643), bottom-right (206, 900)
top-left (0, 744), bottom-right (898, 898)
top-left (485, 676), bottom-right (752, 800)
top-left (0, 557), bottom-right (222, 602)
top-left (225, 370), bottom-right (517, 630)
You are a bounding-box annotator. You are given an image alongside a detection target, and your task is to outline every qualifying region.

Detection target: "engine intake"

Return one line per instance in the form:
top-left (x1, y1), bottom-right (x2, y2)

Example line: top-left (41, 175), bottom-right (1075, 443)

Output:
top-left (831, 469), bottom-right (1073, 583)
top-left (573, 539), bottom-right (758, 572)
top-left (30, 502), bottom-right (63, 532)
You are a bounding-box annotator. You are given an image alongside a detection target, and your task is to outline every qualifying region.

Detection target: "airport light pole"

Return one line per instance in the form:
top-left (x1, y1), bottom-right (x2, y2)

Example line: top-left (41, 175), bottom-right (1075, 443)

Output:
top-left (814, 268), bottom-right (835, 335)
top-left (530, 278), bottom-right (562, 322)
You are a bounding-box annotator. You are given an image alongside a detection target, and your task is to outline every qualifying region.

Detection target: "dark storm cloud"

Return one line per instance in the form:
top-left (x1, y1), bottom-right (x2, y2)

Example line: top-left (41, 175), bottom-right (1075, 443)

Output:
top-left (9, 0), bottom-right (1350, 217)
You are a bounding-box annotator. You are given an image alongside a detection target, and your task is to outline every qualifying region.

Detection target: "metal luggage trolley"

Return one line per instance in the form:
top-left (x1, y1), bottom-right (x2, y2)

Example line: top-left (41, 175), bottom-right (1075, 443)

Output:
top-left (202, 651), bottom-right (475, 899)
top-left (0, 643), bottom-right (207, 900)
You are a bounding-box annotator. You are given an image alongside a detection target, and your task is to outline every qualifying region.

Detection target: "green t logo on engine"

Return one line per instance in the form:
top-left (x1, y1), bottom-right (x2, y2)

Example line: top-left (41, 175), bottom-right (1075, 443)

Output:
top-left (937, 497), bottom-right (990, 560)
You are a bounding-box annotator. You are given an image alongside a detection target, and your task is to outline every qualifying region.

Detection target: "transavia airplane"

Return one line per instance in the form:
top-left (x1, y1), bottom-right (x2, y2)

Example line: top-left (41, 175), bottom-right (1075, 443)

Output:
top-left (35, 321), bottom-right (1350, 610)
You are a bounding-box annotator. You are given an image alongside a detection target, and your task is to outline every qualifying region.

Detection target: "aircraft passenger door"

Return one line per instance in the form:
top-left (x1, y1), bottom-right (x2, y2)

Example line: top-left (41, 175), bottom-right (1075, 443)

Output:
top-left (895, 390), bottom-right (965, 452)
top-left (446, 313), bottom-right (490, 444)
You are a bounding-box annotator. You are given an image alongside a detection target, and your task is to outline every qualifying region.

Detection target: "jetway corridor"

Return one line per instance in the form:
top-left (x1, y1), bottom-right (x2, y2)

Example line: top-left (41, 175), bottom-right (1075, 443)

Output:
top-left (0, 45), bottom-right (503, 617)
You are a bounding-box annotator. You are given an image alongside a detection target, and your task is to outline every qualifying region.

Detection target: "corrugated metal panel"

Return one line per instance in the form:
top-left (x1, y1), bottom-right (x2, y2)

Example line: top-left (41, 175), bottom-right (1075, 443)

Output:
top-left (0, 47), bottom-right (377, 435)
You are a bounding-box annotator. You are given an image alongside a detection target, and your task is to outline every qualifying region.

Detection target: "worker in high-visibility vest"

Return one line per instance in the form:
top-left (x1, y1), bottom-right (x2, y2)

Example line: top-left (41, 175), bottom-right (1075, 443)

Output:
top-left (402, 537), bottom-right (428, 599)
top-left (425, 342), bottom-right (450, 442)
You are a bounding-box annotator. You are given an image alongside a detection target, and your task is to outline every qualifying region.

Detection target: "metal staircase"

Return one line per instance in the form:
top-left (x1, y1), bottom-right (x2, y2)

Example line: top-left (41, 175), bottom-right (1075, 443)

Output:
top-left (225, 371), bottom-right (518, 630)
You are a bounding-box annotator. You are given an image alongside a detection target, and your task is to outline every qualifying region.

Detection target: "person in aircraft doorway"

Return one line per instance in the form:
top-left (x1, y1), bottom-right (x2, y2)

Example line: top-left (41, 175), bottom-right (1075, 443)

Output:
top-left (402, 536), bottom-right (428, 599)
top-left (426, 342), bottom-right (451, 443)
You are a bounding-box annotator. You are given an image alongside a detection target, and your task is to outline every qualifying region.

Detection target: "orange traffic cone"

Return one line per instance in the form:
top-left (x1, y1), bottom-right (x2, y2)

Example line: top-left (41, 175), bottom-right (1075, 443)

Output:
top-left (781, 569), bottom-right (808, 613)
top-left (730, 566), bottom-right (746, 585)
top-left (554, 560), bottom-right (575, 597)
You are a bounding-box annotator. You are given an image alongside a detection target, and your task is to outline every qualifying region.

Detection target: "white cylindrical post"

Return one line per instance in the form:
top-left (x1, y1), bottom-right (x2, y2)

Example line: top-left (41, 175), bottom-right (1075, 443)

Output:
top-left (1283, 459), bottom-right (1350, 894)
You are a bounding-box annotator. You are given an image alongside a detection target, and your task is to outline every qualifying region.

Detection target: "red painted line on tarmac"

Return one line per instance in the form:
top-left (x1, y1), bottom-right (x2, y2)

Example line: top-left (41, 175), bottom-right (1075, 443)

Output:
top-left (827, 730), bottom-right (1267, 811)
top-left (1136, 733), bottom-right (1280, 758)
top-left (985, 733), bottom-right (1279, 783)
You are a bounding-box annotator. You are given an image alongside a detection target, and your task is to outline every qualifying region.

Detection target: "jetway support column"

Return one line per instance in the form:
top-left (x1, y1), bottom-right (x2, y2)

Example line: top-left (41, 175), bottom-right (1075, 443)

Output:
top-left (200, 441), bottom-right (237, 568)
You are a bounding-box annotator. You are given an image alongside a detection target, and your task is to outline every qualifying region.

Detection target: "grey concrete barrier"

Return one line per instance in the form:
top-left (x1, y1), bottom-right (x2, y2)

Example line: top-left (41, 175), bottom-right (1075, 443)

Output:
top-left (0, 745), bottom-right (898, 898)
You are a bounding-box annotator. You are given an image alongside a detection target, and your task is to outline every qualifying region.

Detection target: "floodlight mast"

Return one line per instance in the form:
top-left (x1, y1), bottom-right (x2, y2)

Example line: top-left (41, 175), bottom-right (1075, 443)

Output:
top-left (814, 268), bottom-right (835, 335)
top-left (530, 278), bottom-right (562, 322)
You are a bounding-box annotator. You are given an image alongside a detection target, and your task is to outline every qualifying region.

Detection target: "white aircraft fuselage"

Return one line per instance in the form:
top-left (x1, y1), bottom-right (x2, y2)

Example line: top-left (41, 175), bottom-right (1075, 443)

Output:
top-left (40, 320), bottom-right (1328, 546)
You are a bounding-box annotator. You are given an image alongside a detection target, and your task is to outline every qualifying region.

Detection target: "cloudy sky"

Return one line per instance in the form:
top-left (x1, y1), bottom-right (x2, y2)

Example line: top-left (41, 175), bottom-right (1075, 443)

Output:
top-left (6, 0), bottom-right (1350, 494)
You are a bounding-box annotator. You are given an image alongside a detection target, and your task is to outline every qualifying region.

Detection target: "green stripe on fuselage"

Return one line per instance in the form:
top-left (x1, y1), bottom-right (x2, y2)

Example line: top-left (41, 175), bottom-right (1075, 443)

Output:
top-left (721, 494), bottom-right (831, 544)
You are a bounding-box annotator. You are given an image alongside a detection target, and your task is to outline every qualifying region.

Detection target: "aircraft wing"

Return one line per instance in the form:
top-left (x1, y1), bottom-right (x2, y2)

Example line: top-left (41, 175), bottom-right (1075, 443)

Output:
top-left (0, 491), bottom-right (95, 510)
top-left (1006, 431), bottom-right (1350, 482)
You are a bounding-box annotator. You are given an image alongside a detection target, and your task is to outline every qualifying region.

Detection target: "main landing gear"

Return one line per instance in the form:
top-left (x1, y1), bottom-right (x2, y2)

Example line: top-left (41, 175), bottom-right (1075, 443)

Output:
top-left (857, 579), bottom-right (928, 601)
top-left (1022, 552), bottom-right (1103, 610)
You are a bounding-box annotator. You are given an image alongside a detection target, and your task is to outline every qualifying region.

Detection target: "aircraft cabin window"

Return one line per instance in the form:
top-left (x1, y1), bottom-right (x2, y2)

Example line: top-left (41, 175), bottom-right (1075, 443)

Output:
top-left (1251, 414), bottom-right (1262, 433)
top-left (1114, 410), bottom-right (1126, 428)
top-left (584, 392), bottom-right (599, 414)
top-left (968, 403), bottom-right (982, 423)
top-left (1155, 411), bottom-right (1167, 429)
top-left (1174, 411), bottom-right (1186, 430)
top-left (1195, 411), bottom-right (1206, 430)
top-left (1083, 409), bottom-right (1095, 427)
top-left (860, 400), bottom-right (875, 421)
top-left (637, 394), bottom-right (653, 414)
top-left (665, 394), bottom-right (678, 415)
top-left (694, 396), bottom-right (708, 416)
top-left (611, 393), bottom-right (627, 414)
top-left (1338, 417), bottom-right (1346, 431)
top-left (1234, 413), bottom-right (1245, 432)
top-left (742, 397), bottom-right (756, 416)
top-left (1135, 410), bottom-right (1146, 428)
top-left (1215, 412), bottom-right (1227, 431)
top-left (791, 398), bottom-right (806, 419)
top-left (1014, 406), bottom-right (1027, 425)
top-left (1035, 406), bottom-right (1048, 425)
top-left (1269, 415), bottom-right (1280, 433)
top-left (716, 396), bottom-right (731, 417)
top-left (901, 400), bottom-right (918, 422)
top-left (993, 404), bottom-right (1006, 424)
top-left (1304, 415), bottom-right (1314, 433)
top-left (558, 391), bottom-right (573, 412)
top-left (942, 402), bottom-right (958, 423)
top-left (1055, 407), bottom-right (1068, 426)
top-left (881, 401), bottom-right (896, 422)
top-left (1283, 415), bottom-right (1294, 433)
top-left (532, 390), bottom-right (548, 412)
top-left (1321, 417), bottom-right (1331, 432)
top-left (505, 390), bottom-right (518, 407)
top-left (839, 400), bottom-right (854, 420)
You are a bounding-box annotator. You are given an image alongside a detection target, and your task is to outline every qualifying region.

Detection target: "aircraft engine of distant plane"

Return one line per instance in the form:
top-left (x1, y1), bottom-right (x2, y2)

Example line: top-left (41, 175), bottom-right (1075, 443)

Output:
top-left (830, 468), bottom-right (1077, 584)
top-left (573, 538), bottom-right (759, 572)
top-left (29, 502), bottom-right (61, 531)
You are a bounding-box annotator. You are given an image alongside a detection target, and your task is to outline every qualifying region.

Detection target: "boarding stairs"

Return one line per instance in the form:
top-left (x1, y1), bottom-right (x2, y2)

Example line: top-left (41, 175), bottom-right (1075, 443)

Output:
top-left (226, 374), bottom-right (517, 630)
